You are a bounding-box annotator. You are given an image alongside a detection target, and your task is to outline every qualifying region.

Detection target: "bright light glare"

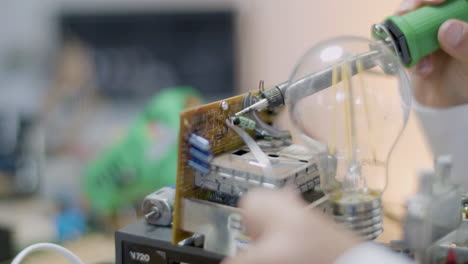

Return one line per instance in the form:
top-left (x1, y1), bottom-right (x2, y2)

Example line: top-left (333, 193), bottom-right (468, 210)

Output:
top-left (335, 91), bottom-right (345, 102)
top-left (320, 46), bottom-right (343, 62)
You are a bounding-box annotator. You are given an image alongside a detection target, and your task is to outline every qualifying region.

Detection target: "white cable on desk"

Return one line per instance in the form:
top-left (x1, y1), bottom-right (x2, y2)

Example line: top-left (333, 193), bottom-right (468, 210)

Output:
top-left (11, 243), bottom-right (84, 264)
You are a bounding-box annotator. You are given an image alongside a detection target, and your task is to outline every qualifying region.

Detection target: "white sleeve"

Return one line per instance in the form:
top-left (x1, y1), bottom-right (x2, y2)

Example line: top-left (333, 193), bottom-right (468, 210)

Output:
top-left (413, 101), bottom-right (468, 189)
top-left (334, 242), bottom-right (415, 264)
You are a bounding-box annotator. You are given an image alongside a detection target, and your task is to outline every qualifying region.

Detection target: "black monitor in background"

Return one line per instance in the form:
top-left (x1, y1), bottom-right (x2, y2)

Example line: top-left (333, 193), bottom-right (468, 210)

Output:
top-left (59, 11), bottom-right (235, 102)
top-left (0, 226), bottom-right (12, 261)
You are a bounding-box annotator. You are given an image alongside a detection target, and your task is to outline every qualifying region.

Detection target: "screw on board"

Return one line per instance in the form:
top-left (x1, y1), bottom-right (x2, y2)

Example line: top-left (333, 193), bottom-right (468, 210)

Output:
top-left (220, 101), bottom-right (229, 111)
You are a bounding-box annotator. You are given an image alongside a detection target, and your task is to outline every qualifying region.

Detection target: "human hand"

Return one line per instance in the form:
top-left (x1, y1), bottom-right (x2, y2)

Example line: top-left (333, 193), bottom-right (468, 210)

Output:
top-left (396, 0), bottom-right (468, 108)
top-left (221, 188), bottom-right (360, 264)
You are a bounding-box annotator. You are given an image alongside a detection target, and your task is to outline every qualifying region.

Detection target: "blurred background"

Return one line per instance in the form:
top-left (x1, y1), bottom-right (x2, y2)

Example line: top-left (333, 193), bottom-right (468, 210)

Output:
top-left (0, 0), bottom-right (433, 263)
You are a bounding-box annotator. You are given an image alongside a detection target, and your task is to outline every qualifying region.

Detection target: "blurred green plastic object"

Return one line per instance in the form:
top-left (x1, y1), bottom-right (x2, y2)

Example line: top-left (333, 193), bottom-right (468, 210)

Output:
top-left (83, 87), bottom-right (201, 212)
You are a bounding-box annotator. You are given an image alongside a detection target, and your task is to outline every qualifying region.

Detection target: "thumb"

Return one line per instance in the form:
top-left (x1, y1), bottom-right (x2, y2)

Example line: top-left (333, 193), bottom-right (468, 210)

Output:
top-left (238, 188), bottom-right (305, 240)
top-left (438, 19), bottom-right (468, 65)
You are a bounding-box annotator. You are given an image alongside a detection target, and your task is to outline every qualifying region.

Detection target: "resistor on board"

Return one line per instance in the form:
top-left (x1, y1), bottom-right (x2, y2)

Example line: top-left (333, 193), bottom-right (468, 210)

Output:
top-left (231, 116), bottom-right (256, 131)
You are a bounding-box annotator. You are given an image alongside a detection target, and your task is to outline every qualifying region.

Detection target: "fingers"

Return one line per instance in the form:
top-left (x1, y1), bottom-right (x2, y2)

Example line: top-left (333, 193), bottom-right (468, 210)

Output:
top-left (396, 0), bottom-right (447, 15)
top-left (438, 19), bottom-right (468, 67)
top-left (221, 236), bottom-right (289, 264)
top-left (413, 54), bottom-right (435, 76)
top-left (238, 188), bottom-right (305, 240)
top-left (396, 0), bottom-right (423, 15)
top-left (224, 189), bottom-right (362, 264)
top-left (222, 188), bottom-right (305, 264)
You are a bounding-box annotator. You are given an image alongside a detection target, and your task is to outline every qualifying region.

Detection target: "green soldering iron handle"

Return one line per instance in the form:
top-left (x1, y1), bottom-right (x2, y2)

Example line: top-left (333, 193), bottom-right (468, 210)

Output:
top-left (382, 0), bottom-right (468, 67)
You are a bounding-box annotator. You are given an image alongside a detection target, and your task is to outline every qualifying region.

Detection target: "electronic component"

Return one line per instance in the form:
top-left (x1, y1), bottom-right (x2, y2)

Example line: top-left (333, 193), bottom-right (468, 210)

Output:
top-left (178, 233), bottom-right (205, 247)
top-left (116, 219), bottom-right (222, 264)
top-left (188, 134), bottom-right (213, 175)
top-left (189, 148), bottom-right (214, 164)
top-left (142, 187), bottom-right (176, 226)
top-left (194, 144), bottom-right (321, 197)
top-left (231, 116), bottom-right (256, 131)
top-left (427, 223), bottom-right (468, 264)
top-left (404, 157), bottom-right (462, 260)
top-left (207, 192), bottom-right (239, 207)
top-left (179, 198), bottom-right (247, 256)
top-left (173, 90), bottom-right (277, 245)
top-left (242, 93), bottom-right (291, 141)
top-left (188, 134), bottom-right (211, 152)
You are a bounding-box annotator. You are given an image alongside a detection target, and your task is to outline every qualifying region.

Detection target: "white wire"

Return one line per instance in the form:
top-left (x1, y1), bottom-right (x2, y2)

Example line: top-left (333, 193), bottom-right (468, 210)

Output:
top-left (225, 119), bottom-right (274, 179)
top-left (11, 243), bottom-right (84, 264)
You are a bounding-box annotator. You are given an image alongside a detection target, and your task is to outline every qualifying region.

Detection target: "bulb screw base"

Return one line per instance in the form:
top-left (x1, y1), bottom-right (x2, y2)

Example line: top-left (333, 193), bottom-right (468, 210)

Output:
top-left (329, 193), bottom-right (383, 240)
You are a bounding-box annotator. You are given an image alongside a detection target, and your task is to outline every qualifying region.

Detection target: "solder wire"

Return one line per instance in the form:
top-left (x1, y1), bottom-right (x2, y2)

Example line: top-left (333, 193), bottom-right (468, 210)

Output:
top-left (329, 65), bottom-right (339, 156)
top-left (341, 61), bottom-right (356, 165)
top-left (356, 60), bottom-right (377, 163)
top-left (342, 60), bottom-right (364, 190)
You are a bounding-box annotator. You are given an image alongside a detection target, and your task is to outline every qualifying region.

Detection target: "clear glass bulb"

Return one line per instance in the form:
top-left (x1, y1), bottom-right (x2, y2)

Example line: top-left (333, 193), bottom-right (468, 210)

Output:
top-left (286, 36), bottom-right (411, 239)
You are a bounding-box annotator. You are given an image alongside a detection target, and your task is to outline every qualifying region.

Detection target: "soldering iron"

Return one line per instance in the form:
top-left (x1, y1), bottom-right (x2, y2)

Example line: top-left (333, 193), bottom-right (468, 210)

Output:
top-left (236, 0), bottom-right (468, 116)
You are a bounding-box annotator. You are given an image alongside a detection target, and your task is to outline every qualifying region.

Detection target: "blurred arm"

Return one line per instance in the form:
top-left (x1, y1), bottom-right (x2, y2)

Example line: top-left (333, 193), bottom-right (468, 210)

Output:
top-left (414, 101), bottom-right (468, 190)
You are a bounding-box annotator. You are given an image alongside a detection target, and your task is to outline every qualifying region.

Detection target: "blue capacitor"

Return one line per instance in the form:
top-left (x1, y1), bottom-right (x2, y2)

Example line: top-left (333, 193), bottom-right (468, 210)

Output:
top-left (188, 159), bottom-right (211, 175)
top-left (189, 147), bottom-right (213, 163)
top-left (188, 134), bottom-right (211, 152)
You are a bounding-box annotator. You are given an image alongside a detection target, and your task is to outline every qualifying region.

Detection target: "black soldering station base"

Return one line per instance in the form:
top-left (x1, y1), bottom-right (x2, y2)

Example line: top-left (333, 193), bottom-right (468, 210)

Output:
top-left (115, 219), bottom-right (223, 264)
